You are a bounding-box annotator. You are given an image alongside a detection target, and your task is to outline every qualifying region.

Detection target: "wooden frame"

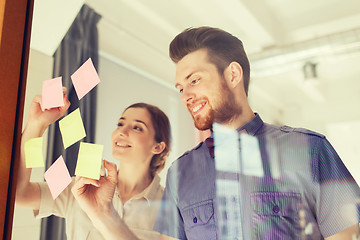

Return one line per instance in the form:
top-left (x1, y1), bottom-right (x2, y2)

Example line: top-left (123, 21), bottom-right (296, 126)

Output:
top-left (0, 0), bottom-right (34, 238)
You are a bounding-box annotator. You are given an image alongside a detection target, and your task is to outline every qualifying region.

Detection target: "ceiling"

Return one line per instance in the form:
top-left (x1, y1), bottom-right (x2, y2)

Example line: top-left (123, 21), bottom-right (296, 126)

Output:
top-left (30, 0), bottom-right (360, 131)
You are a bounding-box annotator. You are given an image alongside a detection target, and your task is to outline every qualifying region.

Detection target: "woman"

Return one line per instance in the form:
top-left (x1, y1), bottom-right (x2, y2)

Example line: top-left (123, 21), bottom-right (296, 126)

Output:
top-left (16, 89), bottom-right (171, 240)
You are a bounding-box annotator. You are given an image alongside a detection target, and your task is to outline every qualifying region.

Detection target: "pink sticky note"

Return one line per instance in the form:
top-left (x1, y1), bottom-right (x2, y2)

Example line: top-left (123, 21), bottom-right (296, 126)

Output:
top-left (71, 58), bottom-right (100, 100)
top-left (44, 155), bottom-right (72, 200)
top-left (42, 77), bottom-right (64, 110)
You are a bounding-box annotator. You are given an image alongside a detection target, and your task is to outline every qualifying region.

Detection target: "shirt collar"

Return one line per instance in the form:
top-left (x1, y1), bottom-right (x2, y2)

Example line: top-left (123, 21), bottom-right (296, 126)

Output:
top-left (130, 174), bottom-right (161, 206)
top-left (115, 174), bottom-right (161, 206)
top-left (208, 113), bottom-right (263, 137)
top-left (236, 113), bottom-right (263, 136)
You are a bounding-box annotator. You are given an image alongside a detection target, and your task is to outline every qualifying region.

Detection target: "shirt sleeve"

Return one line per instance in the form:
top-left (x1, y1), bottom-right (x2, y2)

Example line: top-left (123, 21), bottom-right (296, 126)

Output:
top-left (34, 178), bottom-right (75, 219)
top-left (314, 137), bottom-right (360, 237)
top-left (153, 166), bottom-right (187, 240)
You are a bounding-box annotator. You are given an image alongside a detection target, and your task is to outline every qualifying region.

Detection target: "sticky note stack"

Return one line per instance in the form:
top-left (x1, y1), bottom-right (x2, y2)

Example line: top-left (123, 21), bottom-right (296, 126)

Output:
top-left (25, 57), bottom-right (104, 199)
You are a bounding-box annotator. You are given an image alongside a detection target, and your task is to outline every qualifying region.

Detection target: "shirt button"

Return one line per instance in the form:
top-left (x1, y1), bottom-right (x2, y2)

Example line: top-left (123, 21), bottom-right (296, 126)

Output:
top-left (273, 205), bottom-right (280, 213)
top-left (193, 217), bottom-right (197, 223)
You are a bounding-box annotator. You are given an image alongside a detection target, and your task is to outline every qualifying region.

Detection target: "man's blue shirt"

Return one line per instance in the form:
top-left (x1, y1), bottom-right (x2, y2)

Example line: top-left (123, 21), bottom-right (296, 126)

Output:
top-left (154, 114), bottom-right (360, 239)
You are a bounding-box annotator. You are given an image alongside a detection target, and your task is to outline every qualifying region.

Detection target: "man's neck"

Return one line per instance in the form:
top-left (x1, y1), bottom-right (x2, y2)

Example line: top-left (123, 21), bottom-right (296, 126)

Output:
top-left (220, 107), bottom-right (255, 130)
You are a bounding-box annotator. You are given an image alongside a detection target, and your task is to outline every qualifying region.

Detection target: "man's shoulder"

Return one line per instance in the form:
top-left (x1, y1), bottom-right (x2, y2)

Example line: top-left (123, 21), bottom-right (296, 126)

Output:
top-left (168, 141), bottom-right (205, 169)
top-left (262, 122), bottom-right (325, 139)
top-left (177, 141), bottom-right (204, 160)
top-left (280, 125), bottom-right (325, 138)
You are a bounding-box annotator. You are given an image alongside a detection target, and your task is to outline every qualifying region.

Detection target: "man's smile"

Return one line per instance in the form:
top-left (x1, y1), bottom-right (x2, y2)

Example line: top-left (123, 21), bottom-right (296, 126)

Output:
top-left (189, 101), bottom-right (207, 116)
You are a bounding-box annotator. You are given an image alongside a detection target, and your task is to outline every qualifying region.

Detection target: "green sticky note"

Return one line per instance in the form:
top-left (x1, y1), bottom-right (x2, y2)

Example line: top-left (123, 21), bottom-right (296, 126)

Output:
top-left (24, 137), bottom-right (44, 168)
top-left (75, 142), bottom-right (104, 180)
top-left (59, 108), bottom-right (86, 149)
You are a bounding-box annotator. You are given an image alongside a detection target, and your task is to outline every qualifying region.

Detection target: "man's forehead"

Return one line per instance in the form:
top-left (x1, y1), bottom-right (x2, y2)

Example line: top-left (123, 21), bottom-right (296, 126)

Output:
top-left (175, 50), bottom-right (209, 83)
top-left (175, 63), bottom-right (193, 83)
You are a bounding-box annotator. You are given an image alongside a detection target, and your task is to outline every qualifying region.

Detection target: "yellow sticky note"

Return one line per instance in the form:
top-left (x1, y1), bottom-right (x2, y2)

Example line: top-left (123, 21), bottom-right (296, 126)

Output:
top-left (24, 137), bottom-right (44, 168)
top-left (59, 108), bottom-right (86, 149)
top-left (75, 142), bottom-right (104, 180)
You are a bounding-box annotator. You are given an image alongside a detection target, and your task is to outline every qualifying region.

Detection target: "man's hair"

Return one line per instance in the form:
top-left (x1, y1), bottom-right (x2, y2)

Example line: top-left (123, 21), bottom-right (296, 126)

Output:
top-left (169, 26), bottom-right (251, 95)
top-left (125, 103), bottom-right (171, 178)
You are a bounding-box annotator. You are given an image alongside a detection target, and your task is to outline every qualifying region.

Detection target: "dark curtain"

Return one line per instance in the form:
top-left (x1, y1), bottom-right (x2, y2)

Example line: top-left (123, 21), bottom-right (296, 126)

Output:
top-left (40, 4), bottom-right (101, 240)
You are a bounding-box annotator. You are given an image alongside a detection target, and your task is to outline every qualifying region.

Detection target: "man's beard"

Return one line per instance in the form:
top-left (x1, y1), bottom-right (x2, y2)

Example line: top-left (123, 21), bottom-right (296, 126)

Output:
top-left (189, 81), bottom-right (241, 131)
top-left (190, 99), bottom-right (214, 130)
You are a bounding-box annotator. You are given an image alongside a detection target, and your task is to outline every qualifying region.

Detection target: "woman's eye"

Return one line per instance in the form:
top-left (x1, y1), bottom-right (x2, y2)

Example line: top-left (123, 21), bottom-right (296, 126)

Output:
top-left (134, 126), bottom-right (143, 131)
top-left (117, 122), bottom-right (123, 127)
top-left (179, 88), bottom-right (183, 94)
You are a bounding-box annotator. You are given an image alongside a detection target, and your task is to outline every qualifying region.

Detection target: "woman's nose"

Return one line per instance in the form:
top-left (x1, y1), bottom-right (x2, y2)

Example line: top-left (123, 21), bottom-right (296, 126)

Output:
top-left (116, 125), bottom-right (129, 136)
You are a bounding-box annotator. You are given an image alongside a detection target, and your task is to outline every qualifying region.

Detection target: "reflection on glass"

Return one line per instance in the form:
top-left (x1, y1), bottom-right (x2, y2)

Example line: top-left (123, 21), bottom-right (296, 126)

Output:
top-left (214, 123), bottom-right (243, 239)
top-left (213, 121), bottom-right (360, 239)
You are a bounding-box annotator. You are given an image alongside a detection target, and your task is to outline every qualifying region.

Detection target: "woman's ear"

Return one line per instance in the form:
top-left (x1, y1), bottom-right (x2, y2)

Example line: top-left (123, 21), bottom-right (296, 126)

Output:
top-left (152, 142), bottom-right (166, 154)
top-left (225, 61), bottom-right (243, 89)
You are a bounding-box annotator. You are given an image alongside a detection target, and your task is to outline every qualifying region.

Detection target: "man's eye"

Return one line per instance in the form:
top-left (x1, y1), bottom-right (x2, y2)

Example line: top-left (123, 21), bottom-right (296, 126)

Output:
top-left (191, 78), bottom-right (199, 84)
top-left (117, 122), bottom-right (123, 127)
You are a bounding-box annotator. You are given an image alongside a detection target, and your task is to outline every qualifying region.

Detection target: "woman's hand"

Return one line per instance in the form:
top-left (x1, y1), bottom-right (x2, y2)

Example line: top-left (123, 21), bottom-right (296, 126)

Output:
top-left (71, 160), bottom-right (118, 219)
top-left (27, 87), bottom-right (70, 132)
top-left (16, 88), bottom-right (70, 209)
top-left (72, 160), bottom-right (140, 240)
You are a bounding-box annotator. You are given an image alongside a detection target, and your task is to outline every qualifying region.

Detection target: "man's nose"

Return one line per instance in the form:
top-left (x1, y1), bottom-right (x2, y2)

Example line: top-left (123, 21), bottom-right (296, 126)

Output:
top-left (181, 88), bottom-right (195, 104)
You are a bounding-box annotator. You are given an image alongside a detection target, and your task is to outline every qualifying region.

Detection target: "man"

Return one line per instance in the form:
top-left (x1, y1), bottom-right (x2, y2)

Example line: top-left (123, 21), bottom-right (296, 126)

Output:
top-left (154, 27), bottom-right (360, 239)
